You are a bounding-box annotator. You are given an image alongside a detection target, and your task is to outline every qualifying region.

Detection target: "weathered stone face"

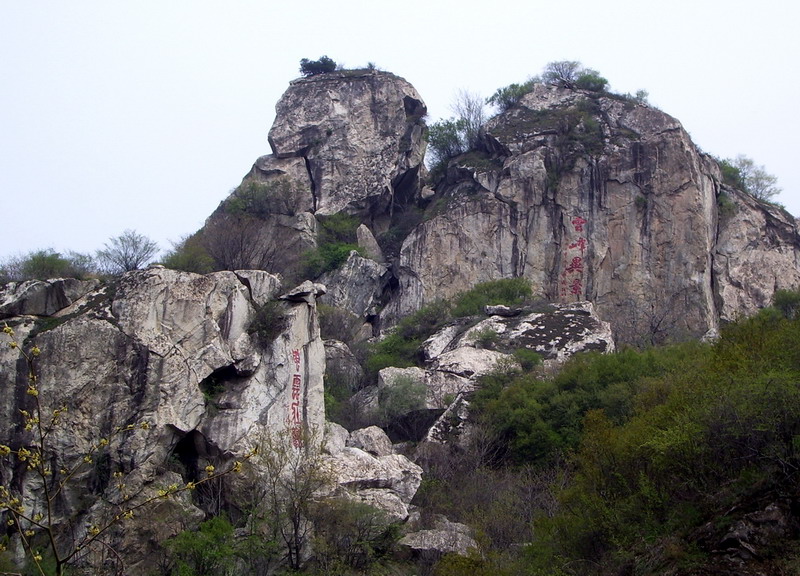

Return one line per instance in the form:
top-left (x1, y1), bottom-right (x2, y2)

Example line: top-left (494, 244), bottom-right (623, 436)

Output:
top-left (0, 278), bottom-right (99, 318)
top-left (0, 268), bottom-right (327, 570)
top-left (713, 186), bottom-right (800, 322)
top-left (268, 70), bottom-right (427, 215)
top-left (387, 84), bottom-right (800, 344)
top-left (198, 70), bottom-right (427, 281)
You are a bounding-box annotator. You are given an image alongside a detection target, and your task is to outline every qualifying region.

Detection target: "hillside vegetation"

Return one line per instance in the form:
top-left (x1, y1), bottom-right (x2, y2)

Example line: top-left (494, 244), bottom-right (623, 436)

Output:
top-left (420, 290), bottom-right (800, 575)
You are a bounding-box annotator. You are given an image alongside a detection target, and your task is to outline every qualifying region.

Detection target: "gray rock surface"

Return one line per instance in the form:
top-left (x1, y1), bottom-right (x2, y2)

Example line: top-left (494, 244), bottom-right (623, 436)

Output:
top-left (0, 278), bottom-right (99, 318)
top-left (346, 425), bottom-right (394, 457)
top-left (326, 446), bottom-right (422, 521)
top-left (268, 70), bottom-right (427, 215)
top-left (318, 251), bottom-right (388, 319)
top-left (399, 517), bottom-right (478, 558)
top-left (0, 268), bottom-right (326, 570)
top-left (713, 187), bottom-right (800, 322)
top-left (384, 83), bottom-right (800, 344)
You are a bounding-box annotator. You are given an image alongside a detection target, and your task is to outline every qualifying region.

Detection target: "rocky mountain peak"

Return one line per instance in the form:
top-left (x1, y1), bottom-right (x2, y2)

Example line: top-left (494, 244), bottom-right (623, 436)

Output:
top-left (268, 69), bottom-right (427, 215)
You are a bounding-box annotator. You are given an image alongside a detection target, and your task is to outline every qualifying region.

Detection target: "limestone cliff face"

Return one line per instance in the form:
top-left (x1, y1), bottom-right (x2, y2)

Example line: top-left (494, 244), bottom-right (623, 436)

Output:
top-left (269, 70), bottom-right (427, 215)
top-left (198, 70), bottom-right (427, 280)
top-left (0, 270), bottom-right (322, 567)
top-left (0, 267), bottom-right (425, 571)
top-left (713, 186), bottom-right (800, 322)
top-left (386, 84), bottom-right (800, 343)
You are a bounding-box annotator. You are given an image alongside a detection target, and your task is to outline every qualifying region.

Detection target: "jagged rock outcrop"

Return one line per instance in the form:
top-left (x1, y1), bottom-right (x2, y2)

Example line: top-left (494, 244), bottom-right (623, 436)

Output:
top-left (337, 301), bottom-right (614, 443)
top-left (269, 70), bottom-right (427, 215)
top-left (384, 83), bottom-right (800, 343)
top-left (0, 268), bottom-right (328, 571)
top-left (197, 70), bottom-right (427, 280)
top-left (318, 251), bottom-right (388, 320)
top-left (713, 186), bottom-right (800, 322)
top-left (0, 278), bottom-right (99, 318)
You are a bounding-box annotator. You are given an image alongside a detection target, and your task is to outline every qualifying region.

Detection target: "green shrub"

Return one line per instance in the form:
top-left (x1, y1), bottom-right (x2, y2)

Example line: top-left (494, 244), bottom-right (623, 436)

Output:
top-left (299, 55), bottom-right (337, 76)
top-left (773, 289), bottom-right (800, 319)
top-left (224, 178), bottom-right (305, 218)
top-left (317, 212), bottom-right (360, 244)
top-left (249, 300), bottom-right (286, 343)
top-left (301, 213), bottom-right (365, 279)
top-left (426, 118), bottom-right (468, 171)
top-left (167, 515), bottom-right (236, 576)
top-left (1, 249), bottom-right (97, 283)
top-left (718, 158), bottom-right (744, 188)
top-left (575, 70), bottom-right (609, 92)
top-left (302, 242), bottom-right (361, 278)
top-left (486, 80), bottom-right (537, 113)
top-left (473, 327), bottom-right (499, 349)
top-left (513, 348), bottom-right (541, 370)
top-left (527, 310), bottom-right (800, 570)
top-left (367, 279), bottom-right (532, 375)
top-left (161, 233), bottom-right (215, 274)
top-left (451, 277), bottom-right (532, 317)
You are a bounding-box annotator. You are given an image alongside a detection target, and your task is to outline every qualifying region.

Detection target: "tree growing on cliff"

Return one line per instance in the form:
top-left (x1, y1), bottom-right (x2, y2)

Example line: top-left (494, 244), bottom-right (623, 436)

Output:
top-left (299, 56), bottom-right (337, 76)
top-left (426, 90), bottom-right (487, 173)
top-left (96, 229), bottom-right (159, 274)
top-left (733, 154), bottom-right (781, 201)
top-left (486, 79), bottom-right (538, 113)
top-left (543, 60), bottom-right (608, 92)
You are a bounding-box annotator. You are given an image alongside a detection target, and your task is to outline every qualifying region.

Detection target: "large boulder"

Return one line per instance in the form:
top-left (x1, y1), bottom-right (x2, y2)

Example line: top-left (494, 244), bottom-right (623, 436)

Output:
top-left (198, 69), bottom-right (427, 280)
top-left (268, 70), bottom-right (427, 215)
top-left (0, 278), bottom-right (99, 318)
top-left (399, 517), bottom-right (478, 559)
top-left (326, 446), bottom-right (423, 521)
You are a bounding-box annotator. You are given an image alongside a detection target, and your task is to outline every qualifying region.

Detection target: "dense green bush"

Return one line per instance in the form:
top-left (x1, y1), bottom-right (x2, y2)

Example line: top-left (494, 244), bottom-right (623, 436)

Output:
top-left (161, 233), bottom-right (215, 274)
top-left (486, 80), bottom-right (537, 112)
top-left (450, 277), bottom-right (531, 317)
top-left (574, 70), bottom-right (609, 92)
top-left (302, 242), bottom-right (361, 278)
top-left (472, 343), bottom-right (708, 466)
top-left (0, 249), bottom-right (96, 283)
top-left (299, 55), bottom-right (337, 76)
top-left (167, 515), bottom-right (237, 575)
top-left (519, 292), bottom-right (800, 572)
top-left (301, 213), bottom-right (365, 278)
top-left (718, 157), bottom-right (745, 188)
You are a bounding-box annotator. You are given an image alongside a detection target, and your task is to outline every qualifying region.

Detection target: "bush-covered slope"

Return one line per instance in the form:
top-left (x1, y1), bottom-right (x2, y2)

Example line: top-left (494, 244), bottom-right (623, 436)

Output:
top-left (424, 293), bottom-right (800, 575)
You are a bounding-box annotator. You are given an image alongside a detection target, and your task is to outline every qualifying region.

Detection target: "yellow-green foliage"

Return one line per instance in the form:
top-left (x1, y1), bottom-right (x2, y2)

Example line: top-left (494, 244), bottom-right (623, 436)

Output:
top-left (524, 298), bottom-right (800, 572)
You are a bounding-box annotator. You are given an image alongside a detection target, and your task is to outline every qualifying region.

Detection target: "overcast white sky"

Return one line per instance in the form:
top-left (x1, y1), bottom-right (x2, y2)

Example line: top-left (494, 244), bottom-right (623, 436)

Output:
top-left (2, 0), bottom-right (798, 261)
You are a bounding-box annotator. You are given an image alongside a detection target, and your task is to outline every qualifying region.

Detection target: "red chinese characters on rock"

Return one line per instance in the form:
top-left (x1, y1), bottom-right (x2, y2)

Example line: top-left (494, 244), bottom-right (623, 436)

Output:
top-left (571, 216), bottom-right (587, 232)
top-left (559, 216), bottom-right (589, 300)
top-left (565, 256), bottom-right (583, 274)
top-left (288, 349), bottom-right (304, 448)
top-left (568, 237), bottom-right (587, 254)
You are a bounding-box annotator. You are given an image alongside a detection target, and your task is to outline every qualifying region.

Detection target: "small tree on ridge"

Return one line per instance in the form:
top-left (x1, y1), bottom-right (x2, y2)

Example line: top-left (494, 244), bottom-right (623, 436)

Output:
top-left (96, 229), bottom-right (159, 274)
